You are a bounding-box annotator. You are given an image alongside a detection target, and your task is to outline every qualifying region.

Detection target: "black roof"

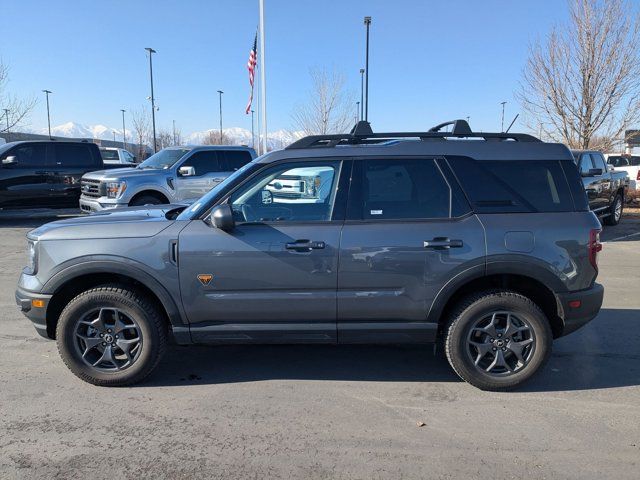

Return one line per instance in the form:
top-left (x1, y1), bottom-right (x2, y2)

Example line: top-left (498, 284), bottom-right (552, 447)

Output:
top-left (258, 120), bottom-right (574, 163)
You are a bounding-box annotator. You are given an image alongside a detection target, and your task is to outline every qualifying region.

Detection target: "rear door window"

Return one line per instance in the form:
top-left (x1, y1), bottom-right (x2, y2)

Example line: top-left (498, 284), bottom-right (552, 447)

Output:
top-left (348, 158), bottom-right (453, 220)
top-left (224, 150), bottom-right (253, 171)
top-left (180, 151), bottom-right (224, 176)
top-left (591, 153), bottom-right (607, 172)
top-left (448, 156), bottom-right (575, 213)
top-left (54, 144), bottom-right (97, 167)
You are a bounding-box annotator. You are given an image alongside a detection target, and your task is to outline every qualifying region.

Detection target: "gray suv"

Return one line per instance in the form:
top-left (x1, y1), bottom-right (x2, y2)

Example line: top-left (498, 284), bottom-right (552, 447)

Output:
top-left (79, 145), bottom-right (256, 212)
top-left (16, 120), bottom-right (604, 391)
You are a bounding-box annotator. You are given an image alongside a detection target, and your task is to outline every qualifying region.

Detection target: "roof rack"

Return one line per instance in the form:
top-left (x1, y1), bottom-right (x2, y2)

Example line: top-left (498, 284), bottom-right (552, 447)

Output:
top-left (286, 119), bottom-right (540, 149)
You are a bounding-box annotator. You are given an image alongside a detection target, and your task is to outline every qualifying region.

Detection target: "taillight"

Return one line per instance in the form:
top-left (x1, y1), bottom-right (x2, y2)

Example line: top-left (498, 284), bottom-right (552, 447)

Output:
top-left (589, 228), bottom-right (602, 270)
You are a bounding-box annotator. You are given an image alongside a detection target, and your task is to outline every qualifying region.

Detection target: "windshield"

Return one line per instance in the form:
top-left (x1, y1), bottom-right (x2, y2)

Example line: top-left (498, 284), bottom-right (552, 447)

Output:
top-left (177, 161), bottom-right (261, 220)
top-left (138, 148), bottom-right (191, 169)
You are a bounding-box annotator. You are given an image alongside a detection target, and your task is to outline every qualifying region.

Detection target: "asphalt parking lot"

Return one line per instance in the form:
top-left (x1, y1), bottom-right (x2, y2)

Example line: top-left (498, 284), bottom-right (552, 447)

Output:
top-left (0, 211), bottom-right (639, 480)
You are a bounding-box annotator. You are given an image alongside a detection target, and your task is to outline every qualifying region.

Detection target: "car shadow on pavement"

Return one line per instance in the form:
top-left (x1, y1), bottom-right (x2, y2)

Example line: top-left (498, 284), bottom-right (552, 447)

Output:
top-left (145, 308), bottom-right (640, 392)
top-left (0, 209), bottom-right (81, 228)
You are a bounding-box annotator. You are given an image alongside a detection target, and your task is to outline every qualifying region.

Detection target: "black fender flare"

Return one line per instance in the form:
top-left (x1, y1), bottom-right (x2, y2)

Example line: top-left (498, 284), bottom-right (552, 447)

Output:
top-left (43, 257), bottom-right (185, 326)
top-left (426, 259), bottom-right (565, 325)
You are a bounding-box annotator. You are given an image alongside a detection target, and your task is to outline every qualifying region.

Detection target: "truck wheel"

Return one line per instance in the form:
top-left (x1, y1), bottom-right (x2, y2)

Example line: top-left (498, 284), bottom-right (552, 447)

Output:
top-left (604, 194), bottom-right (623, 226)
top-left (129, 194), bottom-right (165, 207)
top-left (56, 285), bottom-right (167, 386)
top-left (444, 290), bottom-right (552, 391)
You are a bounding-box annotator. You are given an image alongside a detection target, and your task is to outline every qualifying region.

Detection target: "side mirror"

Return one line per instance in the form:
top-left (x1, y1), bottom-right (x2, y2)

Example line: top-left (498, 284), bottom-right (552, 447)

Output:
top-left (589, 168), bottom-right (603, 176)
top-left (2, 155), bottom-right (17, 166)
top-left (210, 204), bottom-right (235, 231)
top-left (178, 166), bottom-right (196, 177)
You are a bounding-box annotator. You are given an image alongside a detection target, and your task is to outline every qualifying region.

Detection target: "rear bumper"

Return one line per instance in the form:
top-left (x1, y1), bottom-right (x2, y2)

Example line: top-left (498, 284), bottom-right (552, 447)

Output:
top-left (15, 287), bottom-right (52, 339)
top-left (557, 283), bottom-right (604, 337)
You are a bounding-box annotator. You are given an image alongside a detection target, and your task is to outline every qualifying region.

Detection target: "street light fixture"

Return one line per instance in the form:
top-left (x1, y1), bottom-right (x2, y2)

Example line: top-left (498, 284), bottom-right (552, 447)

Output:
top-left (217, 90), bottom-right (224, 143)
top-left (363, 16), bottom-right (371, 122)
top-left (42, 90), bottom-right (52, 139)
top-left (2, 108), bottom-right (9, 133)
top-left (145, 48), bottom-right (157, 152)
top-left (120, 109), bottom-right (127, 149)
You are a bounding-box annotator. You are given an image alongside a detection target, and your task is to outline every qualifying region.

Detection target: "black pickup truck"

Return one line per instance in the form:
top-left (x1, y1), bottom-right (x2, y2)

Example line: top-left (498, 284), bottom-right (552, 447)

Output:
top-left (0, 140), bottom-right (120, 210)
top-left (572, 150), bottom-right (629, 225)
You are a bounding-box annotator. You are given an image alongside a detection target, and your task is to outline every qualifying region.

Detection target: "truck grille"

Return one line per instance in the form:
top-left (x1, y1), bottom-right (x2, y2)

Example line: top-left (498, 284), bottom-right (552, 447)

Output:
top-left (81, 178), bottom-right (103, 198)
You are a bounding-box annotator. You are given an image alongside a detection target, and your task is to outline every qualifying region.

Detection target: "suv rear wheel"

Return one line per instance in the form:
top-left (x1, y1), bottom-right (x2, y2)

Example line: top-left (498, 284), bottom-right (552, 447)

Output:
top-left (56, 285), bottom-right (167, 386)
top-left (445, 290), bottom-right (552, 391)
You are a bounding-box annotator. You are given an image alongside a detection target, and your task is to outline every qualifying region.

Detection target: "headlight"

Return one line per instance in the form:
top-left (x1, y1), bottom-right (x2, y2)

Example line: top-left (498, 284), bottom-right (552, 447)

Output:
top-left (27, 240), bottom-right (37, 274)
top-left (106, 181), bottom-right (127, 199)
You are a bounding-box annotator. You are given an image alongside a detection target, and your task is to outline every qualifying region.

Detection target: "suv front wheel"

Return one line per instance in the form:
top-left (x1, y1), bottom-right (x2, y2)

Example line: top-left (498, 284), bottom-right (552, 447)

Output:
top-left (445, 290), bottom-right (552, 391)
top-left (56, 285), bottom-right (167, 386)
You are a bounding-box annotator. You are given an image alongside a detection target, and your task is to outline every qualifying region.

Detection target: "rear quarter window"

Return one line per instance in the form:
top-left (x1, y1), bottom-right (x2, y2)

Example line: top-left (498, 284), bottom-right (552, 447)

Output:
top-left (447, 156), bottom-right (577, 213)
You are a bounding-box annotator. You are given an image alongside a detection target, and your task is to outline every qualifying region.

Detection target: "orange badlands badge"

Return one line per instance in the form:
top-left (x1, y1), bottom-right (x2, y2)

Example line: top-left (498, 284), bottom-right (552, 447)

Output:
top-left (197, 274), bottom-right (213, 286)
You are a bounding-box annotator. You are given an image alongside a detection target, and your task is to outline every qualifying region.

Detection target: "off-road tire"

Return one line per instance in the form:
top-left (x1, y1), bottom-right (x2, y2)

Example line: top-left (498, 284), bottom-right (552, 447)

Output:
top-left (56, 285), bottom-right (167, 386)
top-left (445, 290), bottom-right (552, 391)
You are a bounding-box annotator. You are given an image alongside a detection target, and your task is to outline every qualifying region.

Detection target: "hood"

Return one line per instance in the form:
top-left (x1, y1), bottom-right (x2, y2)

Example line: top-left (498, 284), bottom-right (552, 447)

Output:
top-left (83, 166), bottom-right (170, 181)
top-left (28, 204), bottom-right (188, 241)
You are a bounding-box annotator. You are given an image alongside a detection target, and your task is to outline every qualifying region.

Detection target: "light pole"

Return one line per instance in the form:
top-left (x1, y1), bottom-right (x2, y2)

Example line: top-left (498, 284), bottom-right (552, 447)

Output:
top-left (251, 109), bottom-right (255, 148)
top-left (359, 68), bottom-right (364, 121)
top-left (113, 131), bottom-right (116, 142)
top-left (42, 90), bottom-right (52, 139)
top-left (217, 90), bottom-right (224, 142)
top-left (120, 109), bottom-right (127, 149)
top-left (173, 119), bottom-right (177, 145)
top-left (355, 101), bottom-right (360, 124)
top-left (363, 17), bottom-right (371, 122)
top-left (145, 47), bottom-right (157, 152)
top-left (500, 101), bottom-right (507, 132)
top-left (2, 108), bottom-right (9, 133)
top-left (466, 116), bottom-right (470, 124)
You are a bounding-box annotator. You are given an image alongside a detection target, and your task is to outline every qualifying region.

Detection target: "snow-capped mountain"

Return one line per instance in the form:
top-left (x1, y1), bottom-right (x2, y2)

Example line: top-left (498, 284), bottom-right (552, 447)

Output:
top-left (31, 121), bottom-right (304, 149)
top-left (187, 127), bottom-right (304, 150)
top-left (36, 121), bottom-right (128, 140)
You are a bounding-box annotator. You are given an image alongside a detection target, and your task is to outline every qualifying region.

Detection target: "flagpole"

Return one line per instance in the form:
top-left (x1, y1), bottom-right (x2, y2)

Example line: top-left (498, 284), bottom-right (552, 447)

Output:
top-left (258, 0), bottom-right (267, 153)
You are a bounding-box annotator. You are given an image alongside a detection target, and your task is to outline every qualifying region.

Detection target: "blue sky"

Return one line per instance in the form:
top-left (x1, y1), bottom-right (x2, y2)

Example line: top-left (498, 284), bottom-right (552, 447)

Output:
top-left (1, 0), bottom-right (570, 135)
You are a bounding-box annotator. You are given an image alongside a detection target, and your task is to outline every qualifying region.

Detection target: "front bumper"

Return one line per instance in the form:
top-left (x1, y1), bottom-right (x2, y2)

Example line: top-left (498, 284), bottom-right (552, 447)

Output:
top-left (557, 283), bottom-right (604, 336)
top-left (79, 196), bottom-right (125, 213)
top-left (15, 287), bottom-right (53, 339)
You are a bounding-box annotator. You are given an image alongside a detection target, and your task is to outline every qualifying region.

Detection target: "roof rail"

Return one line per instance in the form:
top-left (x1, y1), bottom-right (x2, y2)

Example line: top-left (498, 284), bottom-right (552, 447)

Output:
top-left (286, 119), bottom-right (540, 149)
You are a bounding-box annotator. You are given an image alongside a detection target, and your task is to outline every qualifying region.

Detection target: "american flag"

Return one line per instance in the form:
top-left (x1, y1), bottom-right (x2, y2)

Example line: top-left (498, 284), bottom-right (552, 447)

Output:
top-left (245, 33), bottom-right (258, 114)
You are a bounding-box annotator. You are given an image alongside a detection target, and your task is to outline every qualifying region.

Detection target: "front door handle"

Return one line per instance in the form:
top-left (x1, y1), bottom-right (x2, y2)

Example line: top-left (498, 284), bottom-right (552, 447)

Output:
top-left (424, 237), bottom-right (463, 249)
top-left (285, 240), bottom-right (326, 252)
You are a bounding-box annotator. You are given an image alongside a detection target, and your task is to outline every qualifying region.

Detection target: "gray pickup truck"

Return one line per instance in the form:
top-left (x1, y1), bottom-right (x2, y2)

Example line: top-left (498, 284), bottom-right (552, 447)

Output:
top-left (80, 145), bottom-right (256, 212)
top-left (572, 150), bottom-right (629, 225)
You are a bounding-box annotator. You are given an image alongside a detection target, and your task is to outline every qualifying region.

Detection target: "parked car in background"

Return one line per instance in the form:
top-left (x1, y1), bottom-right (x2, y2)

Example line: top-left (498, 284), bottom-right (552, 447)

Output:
top-left (100, 147), bottom-right (136, 165)
top-left (17, 120), bottom-right (604, 391)
top-left (0, 140), bottom-right (121, 210)
top-left (79, 145), bottom-right (257, 213)
top-left (572, 150), bottom-right (629, 225)
top-left (605, 154), bottom-right (640, 191)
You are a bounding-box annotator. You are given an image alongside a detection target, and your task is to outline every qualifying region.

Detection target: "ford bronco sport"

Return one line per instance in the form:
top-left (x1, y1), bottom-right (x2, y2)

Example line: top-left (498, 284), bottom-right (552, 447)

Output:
top-left (15, 120), bottom-right (604, 391)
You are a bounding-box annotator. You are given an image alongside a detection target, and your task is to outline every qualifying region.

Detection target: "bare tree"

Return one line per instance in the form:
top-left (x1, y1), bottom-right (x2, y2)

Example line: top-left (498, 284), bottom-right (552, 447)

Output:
top-left (292, 68), bottom-right (355, 135)
top-left (131, 107), bottom-right (151, 159)
top-left (201, 130), bottom-right (235, 145)
top-left (518, 0), bottom-right (640, 151)
top-left (0, 60), bottom-right (36, 133)
top-left (156, 129), bottom-right (174, 149)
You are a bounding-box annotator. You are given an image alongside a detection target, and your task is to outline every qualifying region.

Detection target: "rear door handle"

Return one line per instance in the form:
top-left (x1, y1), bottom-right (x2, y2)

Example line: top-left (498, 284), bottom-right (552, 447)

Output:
top-left (285, 240), bottom-right (326, 252)
top-left (423, 237), bottom-right (463, 249)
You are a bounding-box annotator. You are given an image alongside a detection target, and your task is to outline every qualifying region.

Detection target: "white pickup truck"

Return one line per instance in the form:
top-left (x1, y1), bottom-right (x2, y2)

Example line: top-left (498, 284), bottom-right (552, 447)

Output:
top-left (100, 147), bottom-right (137, 165)
top-left (606, 154), bottom-right (639, 191)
